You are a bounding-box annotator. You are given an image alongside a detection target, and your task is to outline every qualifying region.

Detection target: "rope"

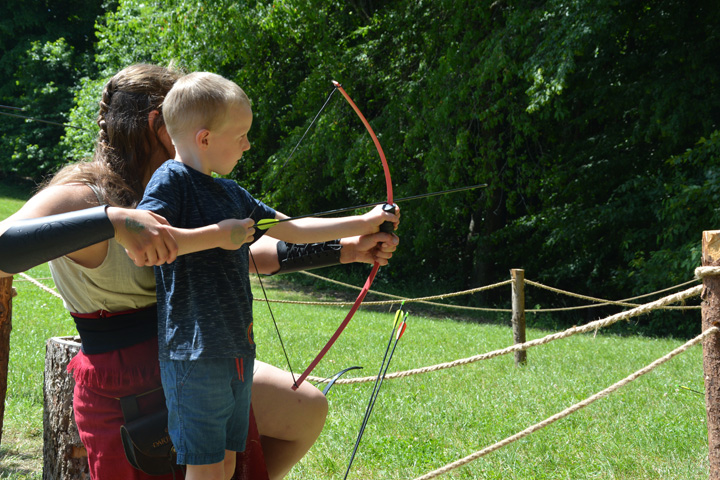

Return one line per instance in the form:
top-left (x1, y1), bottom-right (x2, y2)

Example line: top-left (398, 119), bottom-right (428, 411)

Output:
top-left (410, 326), bottom-right (717, 480)
top-left (524, 279), bottom-right (700, 311)
top-left (696, 266), bottom-right (720, 278)
top-left (16, 270), bottom-right (704, 386)
top-left (307, 284), bottom-right (703, 384)
top-left (17, 272), bottom-right (62, 300)
top-left (254, 278), bottom-right (513, 311)
top-left (617, 277), bottom-right (700, 300)
top-left (298, 271), bottom-right (513, 311)
top-left (293, 271), bottom-right (699, 313)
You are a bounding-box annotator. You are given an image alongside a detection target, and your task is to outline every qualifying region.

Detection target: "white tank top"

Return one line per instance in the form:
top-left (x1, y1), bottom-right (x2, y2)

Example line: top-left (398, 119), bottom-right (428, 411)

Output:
top-left (48, 186), bottom-right (156, 314)
top-left (49, 239), bottom-right (156, 314)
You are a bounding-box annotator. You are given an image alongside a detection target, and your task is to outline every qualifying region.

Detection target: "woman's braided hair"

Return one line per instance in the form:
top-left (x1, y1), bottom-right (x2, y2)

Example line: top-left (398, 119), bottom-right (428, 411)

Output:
top-left (48, 64), bottom-right (182, 207)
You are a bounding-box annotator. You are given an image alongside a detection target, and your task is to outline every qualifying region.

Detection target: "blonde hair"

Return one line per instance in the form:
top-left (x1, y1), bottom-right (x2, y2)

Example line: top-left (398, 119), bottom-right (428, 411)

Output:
top-left (162, 72), bottom-right (250, 141)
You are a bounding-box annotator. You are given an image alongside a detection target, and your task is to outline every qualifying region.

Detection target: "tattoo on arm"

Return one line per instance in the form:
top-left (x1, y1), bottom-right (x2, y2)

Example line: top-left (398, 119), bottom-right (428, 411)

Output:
top-left (125, 218), bottom-right (146, 233)
top-left (231, 226), bottom-right (246, 245)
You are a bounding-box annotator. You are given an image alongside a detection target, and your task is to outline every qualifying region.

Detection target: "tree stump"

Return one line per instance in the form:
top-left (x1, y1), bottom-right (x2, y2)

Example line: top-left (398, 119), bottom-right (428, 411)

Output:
top-left (43, 336), bottom-right (89, 480)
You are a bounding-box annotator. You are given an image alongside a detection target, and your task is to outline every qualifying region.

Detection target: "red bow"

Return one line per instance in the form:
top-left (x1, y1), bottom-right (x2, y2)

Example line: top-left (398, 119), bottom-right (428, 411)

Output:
top-left (292, 81), bottom-right (394, 389)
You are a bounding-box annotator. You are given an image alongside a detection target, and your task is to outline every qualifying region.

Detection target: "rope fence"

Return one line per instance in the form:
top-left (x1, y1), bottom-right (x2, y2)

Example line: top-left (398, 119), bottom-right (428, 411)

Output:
top-left (305, 283), bottom-right (703, 384)
top-left (16, 270), bottom-right (704, 387)
top-left (410, 326), bottom-right (716, 480)
top-left (407, 265), bottom-right (717, 479)
top-left (12, 266), bottom-right (714, 480)
top-left (255, 270), bottom-right (702, 313)
top-left (24, 267), bottom-right (700, 313)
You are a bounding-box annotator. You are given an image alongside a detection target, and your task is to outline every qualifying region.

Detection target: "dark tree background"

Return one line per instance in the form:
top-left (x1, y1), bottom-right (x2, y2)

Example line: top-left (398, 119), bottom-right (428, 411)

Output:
top-left (0, 0), bottom-right (105, 179)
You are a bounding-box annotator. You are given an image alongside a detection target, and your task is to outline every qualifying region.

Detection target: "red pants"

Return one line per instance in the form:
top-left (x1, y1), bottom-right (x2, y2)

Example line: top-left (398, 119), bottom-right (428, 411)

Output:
top-left (69, 337), bottom-right (177, 480)
top-left (69, 337), bottom-right (268, 480)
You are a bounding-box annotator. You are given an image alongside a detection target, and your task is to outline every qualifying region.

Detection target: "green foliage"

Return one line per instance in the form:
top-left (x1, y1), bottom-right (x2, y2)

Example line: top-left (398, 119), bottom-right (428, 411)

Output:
top-left (0, 0), bottom-right (104, 179)
top-left (12, 0), bottom-right (720, 336)
top-left (474, 1), bottom-right (720, 335)
top-left (639, 131), bottom-right (720, 292)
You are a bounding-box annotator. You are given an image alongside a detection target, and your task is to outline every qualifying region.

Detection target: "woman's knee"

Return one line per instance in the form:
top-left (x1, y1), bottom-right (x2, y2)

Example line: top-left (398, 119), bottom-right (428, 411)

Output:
top-left (297, 383), bottom-right (328, 433)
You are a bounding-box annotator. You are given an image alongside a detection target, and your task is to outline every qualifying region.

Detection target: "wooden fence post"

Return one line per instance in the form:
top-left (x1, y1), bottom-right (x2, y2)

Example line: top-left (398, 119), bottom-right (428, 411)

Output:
top-left (511, 269), bottom-right (527, 366)
top-left (702, 230), bottom-right (720, 480)
top-left (0, 276), bottom-right (15, 445)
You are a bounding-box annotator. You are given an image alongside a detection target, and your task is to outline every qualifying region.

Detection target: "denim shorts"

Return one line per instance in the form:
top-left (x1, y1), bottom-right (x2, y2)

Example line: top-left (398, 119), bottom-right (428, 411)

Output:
top-left (159, 357), bottom-right (254, 465)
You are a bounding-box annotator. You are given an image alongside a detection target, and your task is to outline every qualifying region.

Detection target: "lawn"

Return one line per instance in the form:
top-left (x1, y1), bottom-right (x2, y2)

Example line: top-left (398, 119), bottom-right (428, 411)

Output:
top-left (0, 180), bottom-right (710, 479)
top-left (0, 267), bottom-right (709, 479)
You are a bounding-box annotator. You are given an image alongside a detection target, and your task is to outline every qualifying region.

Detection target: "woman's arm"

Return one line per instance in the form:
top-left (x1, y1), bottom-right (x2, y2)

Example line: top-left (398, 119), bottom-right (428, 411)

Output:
top-left (0, 184), bottom-right (178, 275)
top-left (338, 231), bottom-right (399, 266)
top-left (248, 231), bottom-right (400, 275)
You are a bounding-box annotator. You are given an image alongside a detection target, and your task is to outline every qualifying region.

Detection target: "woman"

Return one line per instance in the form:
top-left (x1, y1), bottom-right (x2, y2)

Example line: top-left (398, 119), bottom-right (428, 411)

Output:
top-left (0, 63), bottom-right (399, 480)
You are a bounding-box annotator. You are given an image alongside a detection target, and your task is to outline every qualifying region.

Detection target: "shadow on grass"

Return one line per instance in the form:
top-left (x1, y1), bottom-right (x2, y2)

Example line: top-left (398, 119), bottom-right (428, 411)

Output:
top-left (0, 441), bottom-right (42, 479)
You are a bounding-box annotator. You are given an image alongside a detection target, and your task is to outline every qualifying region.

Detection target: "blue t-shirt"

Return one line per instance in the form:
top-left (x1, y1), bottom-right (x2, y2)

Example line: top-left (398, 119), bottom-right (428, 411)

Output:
top-left (137, 160), bottom-right (276, 361)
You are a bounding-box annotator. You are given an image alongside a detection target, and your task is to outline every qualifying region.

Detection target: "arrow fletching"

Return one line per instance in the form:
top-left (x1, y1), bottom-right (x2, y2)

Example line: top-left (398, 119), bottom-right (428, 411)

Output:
top-left (256, 218), bottom-right (280, 230)
top-left (396, 313), bottom-right (408, 340)
top-left (392, 301), bottom-right (406, 329)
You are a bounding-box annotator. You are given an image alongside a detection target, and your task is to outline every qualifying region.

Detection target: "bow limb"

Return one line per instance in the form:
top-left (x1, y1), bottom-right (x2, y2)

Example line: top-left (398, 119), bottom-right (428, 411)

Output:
top-left (332, 81), bottom-right (394, 205)
top-left (291, 81), bottom-right (394, 390)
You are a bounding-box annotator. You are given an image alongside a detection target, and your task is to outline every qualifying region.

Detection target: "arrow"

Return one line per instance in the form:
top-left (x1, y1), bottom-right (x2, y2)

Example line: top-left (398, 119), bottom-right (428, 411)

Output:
top-left (343, 303), bottom-right (409, 479)
top-left (255, 183), bottom-right (487, 230)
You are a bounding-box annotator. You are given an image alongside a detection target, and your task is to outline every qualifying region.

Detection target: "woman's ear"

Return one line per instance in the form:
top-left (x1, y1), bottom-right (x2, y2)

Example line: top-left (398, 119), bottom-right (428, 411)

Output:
top-left (148, 109), bottom-right (162, 131)
top-left (149, 110), bottom-right (174, 154)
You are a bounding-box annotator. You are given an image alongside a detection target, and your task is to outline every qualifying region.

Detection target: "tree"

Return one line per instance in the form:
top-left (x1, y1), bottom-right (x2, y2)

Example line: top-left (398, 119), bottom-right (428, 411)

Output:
top-left (0, 0), bottom-right (105, 179)
top-left (55, 0), bottom-right (720, 336)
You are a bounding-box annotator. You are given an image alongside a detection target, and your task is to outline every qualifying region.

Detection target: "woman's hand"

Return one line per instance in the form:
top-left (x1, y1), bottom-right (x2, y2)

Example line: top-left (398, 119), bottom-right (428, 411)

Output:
top-left (109, 207), bottom-right (178, 266)
top-left (340, 232), bottom-right (399, 266)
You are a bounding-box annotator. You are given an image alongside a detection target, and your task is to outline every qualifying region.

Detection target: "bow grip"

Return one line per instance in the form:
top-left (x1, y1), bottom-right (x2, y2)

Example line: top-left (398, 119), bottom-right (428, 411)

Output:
top-left (379, 203), bottom-right (396, 234)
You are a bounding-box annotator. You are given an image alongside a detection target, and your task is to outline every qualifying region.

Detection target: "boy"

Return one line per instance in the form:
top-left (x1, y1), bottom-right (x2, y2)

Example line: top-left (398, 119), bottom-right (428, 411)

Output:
top-left (136, 71), bottom-right (399, 480)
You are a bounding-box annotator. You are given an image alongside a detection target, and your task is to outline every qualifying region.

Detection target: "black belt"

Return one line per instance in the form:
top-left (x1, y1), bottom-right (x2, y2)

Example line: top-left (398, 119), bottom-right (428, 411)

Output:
top-left (71, 305), bottom-right (158, 354)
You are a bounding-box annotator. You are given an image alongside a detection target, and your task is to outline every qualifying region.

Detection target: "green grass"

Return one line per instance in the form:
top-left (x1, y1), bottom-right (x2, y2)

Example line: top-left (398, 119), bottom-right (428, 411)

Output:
top-left (1, 273), bottom-right (708, 479)
top-left (0, 181), bottom-right (710, 479)
top-left (0, 178), bottom-right (34, 220)
top-left (250, 282), bottom-right (708, 480)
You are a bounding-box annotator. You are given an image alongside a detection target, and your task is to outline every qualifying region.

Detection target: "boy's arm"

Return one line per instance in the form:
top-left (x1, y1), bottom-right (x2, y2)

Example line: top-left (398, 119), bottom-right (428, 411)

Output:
top-left (266, 204), bottom-right (399, 244)
top-left (121, 217), bottom-right (255, 266)
top-left (162, 219), bottom-right (255, 256)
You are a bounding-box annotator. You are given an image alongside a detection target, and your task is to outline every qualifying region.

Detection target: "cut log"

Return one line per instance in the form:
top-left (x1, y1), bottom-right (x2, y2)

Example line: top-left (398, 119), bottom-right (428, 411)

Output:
top-left (43, 336), bottom-right (89, 480)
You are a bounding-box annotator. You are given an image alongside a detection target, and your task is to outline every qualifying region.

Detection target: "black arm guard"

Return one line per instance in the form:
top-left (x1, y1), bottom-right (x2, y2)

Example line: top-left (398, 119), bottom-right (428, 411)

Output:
top-left (0, 205), bottom-right (115, 274)
top-left (273, 240), bottom-right (343, 275)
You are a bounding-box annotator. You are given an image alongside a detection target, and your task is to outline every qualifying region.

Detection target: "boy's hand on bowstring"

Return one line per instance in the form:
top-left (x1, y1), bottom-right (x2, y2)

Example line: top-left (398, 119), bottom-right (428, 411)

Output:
top-left (217, 218), bottom-right (255, 250)
top-left (362, 203), bottom-right (401, 233)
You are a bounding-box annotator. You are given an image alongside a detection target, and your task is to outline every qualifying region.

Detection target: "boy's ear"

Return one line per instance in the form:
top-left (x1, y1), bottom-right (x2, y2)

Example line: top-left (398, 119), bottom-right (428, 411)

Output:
top-left (195, 128), bottom-right (211, 150)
